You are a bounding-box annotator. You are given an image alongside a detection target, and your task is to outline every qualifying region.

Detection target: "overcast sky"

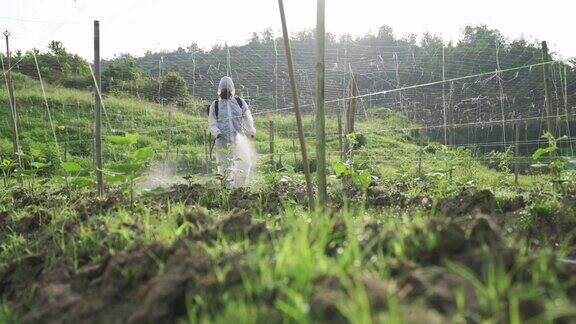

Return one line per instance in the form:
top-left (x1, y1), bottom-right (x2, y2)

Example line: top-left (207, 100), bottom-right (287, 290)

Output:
top-left (1, 0), bottom-right (575, 60)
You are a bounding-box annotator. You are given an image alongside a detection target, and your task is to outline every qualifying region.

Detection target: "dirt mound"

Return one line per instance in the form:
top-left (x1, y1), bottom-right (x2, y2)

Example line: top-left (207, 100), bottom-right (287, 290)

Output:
top-left (310, 274), bottom-right (397, 322)
top-left (400, 267), bottom-right (478, 315)
top-left (438, 189), bottom-right (497, 216)
top-left (2, 205), bottom-right (271, 324)
top-left (469, 214), bottom-right (502, 247)
top-left (16, 241), bottom-right (223, 324)
top-left (367, 186), bottom-right (410, 208)
top-left (436, 222), bottom-right (469, 255)
top-left (12, 188), bottom-right (45, 208)
top-left (500, 195), bottom-right (526, 213)
top-left (310, 276), bottom-right (347, 323)
top-left (75, 190), bottom-right (126, 218)
top-left (176, 208), bottom-right (211, 227)
top-left (18, 209), bottom-right (52, 233)
top-left (217, 210), bottom-right (268, 240)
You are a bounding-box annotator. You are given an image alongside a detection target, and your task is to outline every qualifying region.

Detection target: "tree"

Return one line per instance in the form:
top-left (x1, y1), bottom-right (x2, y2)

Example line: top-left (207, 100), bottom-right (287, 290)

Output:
top-left (159, 71), bottom-right (189, 105)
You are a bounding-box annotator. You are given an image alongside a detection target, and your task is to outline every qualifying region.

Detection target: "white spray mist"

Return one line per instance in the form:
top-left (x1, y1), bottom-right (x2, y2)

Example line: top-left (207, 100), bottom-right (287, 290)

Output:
top-left (228, 133), bottom-right (257, 188)
top-left (135, 159), bottom-right (182, 194)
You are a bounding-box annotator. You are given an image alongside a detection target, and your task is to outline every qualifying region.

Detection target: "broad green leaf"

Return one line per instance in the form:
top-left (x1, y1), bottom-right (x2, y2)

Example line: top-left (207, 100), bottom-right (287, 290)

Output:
top-left (109, 163), bottom-right (141, 175)
top-left (106, 133), bottom-right (140, 145)
top-left (333, 161), bottom-right (350, 177)
top-left (532, 147), bottom-right (556, 160)
top-left (130, 147), bottom-right (154, 161)
top-left (0, 159), bottom-right (14, 168)
top-left (71, 177), bottom-right (95, 188)
top-left (106, 174), bottom-right (128, 184)
top-left (30, 148), bottom-right (42, 158)
top-left (352, 169), bottom-right (372, 189)
top-left (62, 161), bottom-right (82, 173)
top-left (31, 161), bottom-right (51, 169)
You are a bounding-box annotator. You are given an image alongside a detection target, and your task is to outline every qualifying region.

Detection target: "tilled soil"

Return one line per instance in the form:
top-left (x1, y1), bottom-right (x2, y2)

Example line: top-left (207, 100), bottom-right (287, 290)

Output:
top-left (0, 184), bottom-right (575, 323)
top-left (0, 208), bottom-right (268, 324)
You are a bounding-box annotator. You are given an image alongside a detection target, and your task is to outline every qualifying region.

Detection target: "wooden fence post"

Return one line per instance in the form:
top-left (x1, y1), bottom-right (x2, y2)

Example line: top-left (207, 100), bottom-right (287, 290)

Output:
top-left (292, 138), bottom-right (297, 166)
top-left (337, 113), bottom-right (343, 160)
top-left (344, 67), bottom-right (358, 160)
top-left (166, 106), bottom-right (173, 158)
top-left (514, 121), bottom-right (520, 189)
top-left (315, 0), bottom-right (327, 205)
top-left (93, 21), bottom-right (104, 196)
top-left (418, 128), bottom-right (425, 176)
top-left (541, 41), bottom-right (555, 136)
top-left (278, 0), bottom-right (315, 210)
top-left (442, 46), bottom-right (448, 146)
top-left (3, 30), bottom-right (22, 168)
top-left (269, 120), bottom-right (275, 167)
top-left (203, 130), bottom-right (209, 173)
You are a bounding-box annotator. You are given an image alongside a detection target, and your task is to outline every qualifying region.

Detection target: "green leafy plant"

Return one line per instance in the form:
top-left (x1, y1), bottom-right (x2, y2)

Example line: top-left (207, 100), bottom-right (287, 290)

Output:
top-left (13, 149), bottom-right (51, 190)
top-left (105, 133), bottom-right (154, 205)
top-left (333, 161), bottom-right (372, 190)
top-left (62, 161), bottom-right (95, 189)
top-left (531, 132), bottom-right (568, 191)
top-left (0, 158), bottom-right (15, 187)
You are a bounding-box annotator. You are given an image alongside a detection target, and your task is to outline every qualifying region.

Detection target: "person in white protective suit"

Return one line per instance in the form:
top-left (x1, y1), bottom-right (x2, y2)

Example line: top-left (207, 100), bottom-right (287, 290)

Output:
top-left (208, 76), bottom-right (256, 187)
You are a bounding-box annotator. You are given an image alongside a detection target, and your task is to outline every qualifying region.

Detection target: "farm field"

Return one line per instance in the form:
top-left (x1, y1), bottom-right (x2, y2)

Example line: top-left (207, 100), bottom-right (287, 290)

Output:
top-left (0, 75), bottom-right (575, 323)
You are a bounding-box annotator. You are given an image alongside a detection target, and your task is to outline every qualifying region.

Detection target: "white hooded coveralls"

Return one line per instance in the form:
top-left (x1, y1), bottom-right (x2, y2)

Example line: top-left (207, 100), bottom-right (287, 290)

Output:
top-left (208, 76), bottom-right (256, 175)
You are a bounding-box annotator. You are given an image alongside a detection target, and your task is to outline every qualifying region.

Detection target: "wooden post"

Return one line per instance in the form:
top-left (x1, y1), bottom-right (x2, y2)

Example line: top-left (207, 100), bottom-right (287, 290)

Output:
top-left (442, 46), bottom-right (448, 146)
top-left (274, 39), bottom-right (279, 111)
top-left (542, 41), bottom-right (554, 136)
top-left (449, 81), bottom-right (455, 146)
top-left (269, 120), bottom-right (275, 167)
top-left (157, 56), bottom-right (163, 103)
top-left (347, 67), bottom-right (358, 134)
top-left (418, 128), bottom-right (424, 176)
top-left (514, 121), bottom-right (520, 189)
top-left (203, 130), bottom-right (209, 173)
top-left (93, 21), bottom-right (104, 196)
top-left (3, 31), bottom-right (22, 168)
top-left (292, 138), bottom-right (297, 166)
top-left (337, 114), bottom-right (343, 160)
top-left (166, 106), bottom-right (173, 158)
top-left (226, 44), bottom-right (231, 77)
top-left (393, 52), bottom-right (403, 115)
top-left (496, 37), bottom-right (507, 150)
top-left (278, 0), bottom-right (315, 210)
top-left (562, 65), bottom-right (574, 155)
top-left (191, 51), bottom-right (196, 97)
top-left (315, 0), bottom-right (327, 205)
top-left (343, 67), bottom-right (358, 161)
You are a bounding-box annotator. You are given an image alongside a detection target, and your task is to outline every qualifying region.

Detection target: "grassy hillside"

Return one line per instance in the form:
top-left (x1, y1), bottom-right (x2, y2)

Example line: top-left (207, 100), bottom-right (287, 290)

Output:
top-left (0, 74), bottom-right (575, 323)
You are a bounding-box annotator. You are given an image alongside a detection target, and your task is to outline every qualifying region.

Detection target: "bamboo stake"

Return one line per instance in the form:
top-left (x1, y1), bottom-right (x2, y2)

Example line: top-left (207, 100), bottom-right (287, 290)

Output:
top-left (277, 0), bottom-right (315, 210)
top-left (496, 37), bottom-right (507, 150)
top-left (337, 114), bottom-right (343, 160)
top-left (3, 31), bottom-right (21, 168)
top-left (542, 41), bottom-right (554, 136)
top-left (514, 120), bottom-right (520, 189)
top-left (344, 67), bottom-right (358, 160)
top-left (442, 46), bottom-right (448, 146)
top-left (203, 130), bottom-right (209, 173)
top-left (562, 65), bottom-right (574, 155)
top-left (93, 21), bottom-right (104, 196)
top-left (269, 120), bottom-right (275, 167)
top-left (315, 0), bottom-right (327, 205)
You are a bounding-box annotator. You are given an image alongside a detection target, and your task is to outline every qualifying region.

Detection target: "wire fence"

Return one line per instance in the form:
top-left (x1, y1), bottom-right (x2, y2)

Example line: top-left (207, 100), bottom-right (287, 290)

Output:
top-left (1, 11), bottom-right (575, 184)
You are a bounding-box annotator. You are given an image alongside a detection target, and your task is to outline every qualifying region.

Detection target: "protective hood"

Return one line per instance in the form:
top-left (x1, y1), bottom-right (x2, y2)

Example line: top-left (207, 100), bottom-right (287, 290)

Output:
top-left (218, 76), bottom-right (235, 98)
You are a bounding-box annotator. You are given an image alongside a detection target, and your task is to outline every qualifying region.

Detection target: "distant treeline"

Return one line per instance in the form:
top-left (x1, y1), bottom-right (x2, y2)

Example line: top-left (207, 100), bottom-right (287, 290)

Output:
top-left (4, 25), bottom-right (576, 152)
top-left (128, 25), bottom-right (575, 120)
